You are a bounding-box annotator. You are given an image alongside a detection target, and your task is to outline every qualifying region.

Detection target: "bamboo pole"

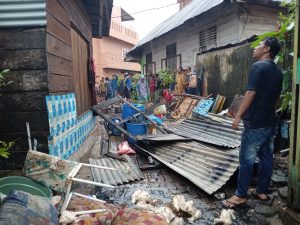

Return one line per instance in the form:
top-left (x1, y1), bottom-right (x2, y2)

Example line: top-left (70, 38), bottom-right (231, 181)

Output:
top-left (73, 192), bottom-right (106, 203)
top-left (70, 177), bottom-right (115, 189)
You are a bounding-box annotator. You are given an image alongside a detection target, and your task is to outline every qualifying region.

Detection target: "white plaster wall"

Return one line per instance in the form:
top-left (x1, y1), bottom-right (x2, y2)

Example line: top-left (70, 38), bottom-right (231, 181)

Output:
top-left (145, 4), bottom-right (240, 72)
top-left (239, 4), bottom-right (284, 41)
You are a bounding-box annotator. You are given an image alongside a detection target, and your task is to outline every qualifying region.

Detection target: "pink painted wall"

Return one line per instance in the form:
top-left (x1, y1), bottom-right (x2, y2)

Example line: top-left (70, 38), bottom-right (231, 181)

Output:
top-left (93, 6), bottom-right (141, 82)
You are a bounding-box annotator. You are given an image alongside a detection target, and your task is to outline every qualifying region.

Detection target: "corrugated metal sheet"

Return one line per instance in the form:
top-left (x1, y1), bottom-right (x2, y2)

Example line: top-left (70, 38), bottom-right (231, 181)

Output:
top-left (137, 134), bottom-right (191, 142)
top-left (135, 141), bottom-right (239, 194)
top-left (130, 0), bottom-right (224, 52)
top-left (0, 0), bottom-right (46, 28)
top-left (166, 118), bottom-right (242, 148)
top-left (89, 155), bottom-right (144, 185)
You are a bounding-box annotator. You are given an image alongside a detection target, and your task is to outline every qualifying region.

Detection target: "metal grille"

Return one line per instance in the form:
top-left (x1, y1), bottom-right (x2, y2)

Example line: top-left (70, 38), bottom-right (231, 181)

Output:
top-left (200, 26), bottom-right (217, 52)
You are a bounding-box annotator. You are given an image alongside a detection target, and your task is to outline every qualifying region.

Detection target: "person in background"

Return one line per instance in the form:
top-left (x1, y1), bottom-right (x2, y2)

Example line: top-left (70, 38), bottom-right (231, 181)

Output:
top-left (95, 82), bottom-right (100, 102)
top-left (175, 67), bottom-right (186, 94)
top-left (95, 82), bottom-right (100, 95)
top-left (118, 75), bottom-right (125, 97)
top-left (155, 73), bottom-right (162, 103)
top-left (99, 77), bottom-right (105, 100)
top-left (184, 66), bottom-right (192, 93)
top-left (222, 37), bottom-right (283, 209)
top-left (169, 72), bottom-right (176, 93)
top-left (124, 73), bottom-right (132, 100)
top-left (105, 77), bottom-right (112, 100)
top-left (111, 74), bottom-right (118, 98)
top-left (187, 71), bottom-right (198, 95)
top-left (136, 74), bottom-right (148, 103)
top-left (149, 75), bottom-right (156, 102)
top-left (196, 66), bottom-right (205, 96)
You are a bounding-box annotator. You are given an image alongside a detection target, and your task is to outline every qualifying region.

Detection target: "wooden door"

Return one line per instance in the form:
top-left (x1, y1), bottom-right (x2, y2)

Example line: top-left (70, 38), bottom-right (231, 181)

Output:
top-left (71, 28), bottom-right (91, 115)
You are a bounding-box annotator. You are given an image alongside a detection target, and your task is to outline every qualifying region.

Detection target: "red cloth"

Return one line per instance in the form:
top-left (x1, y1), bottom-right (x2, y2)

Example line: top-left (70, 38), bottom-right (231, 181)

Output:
top-left (163, 89), bottom-right (173, 103)
top-left (149, 79), bottom-right (156, 92)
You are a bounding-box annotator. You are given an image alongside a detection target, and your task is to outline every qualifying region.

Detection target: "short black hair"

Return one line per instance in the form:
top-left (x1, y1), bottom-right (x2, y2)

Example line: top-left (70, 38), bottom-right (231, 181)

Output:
top-left (264, 37), bottom-right (281, 59)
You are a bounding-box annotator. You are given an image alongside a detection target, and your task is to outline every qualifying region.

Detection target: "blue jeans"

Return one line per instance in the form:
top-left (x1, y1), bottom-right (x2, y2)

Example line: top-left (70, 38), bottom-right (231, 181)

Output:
top-left (235, 126), bottom-right (275, 198)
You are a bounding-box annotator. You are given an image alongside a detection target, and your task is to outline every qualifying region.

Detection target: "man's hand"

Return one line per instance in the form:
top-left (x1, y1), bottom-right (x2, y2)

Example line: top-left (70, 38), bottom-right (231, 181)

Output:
top-left (232, 116), bottom-right (241, 130)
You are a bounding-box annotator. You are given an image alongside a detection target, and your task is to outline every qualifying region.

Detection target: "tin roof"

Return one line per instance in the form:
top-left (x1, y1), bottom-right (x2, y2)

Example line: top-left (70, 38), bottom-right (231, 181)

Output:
top-left (0, 0), bottom-right (113, 37)
top-left (166, 118), bottom-right (242, 148)
top-left (89, 155), bottom-right (144, 186)
top-left (135, 141), bottom-right (239, 194)
top-left (128, 0), bottom-right (225, 54)
top-left (127, 0), bottom-right (285, 57)
top-left (0, 0), bottom-right (47, 28)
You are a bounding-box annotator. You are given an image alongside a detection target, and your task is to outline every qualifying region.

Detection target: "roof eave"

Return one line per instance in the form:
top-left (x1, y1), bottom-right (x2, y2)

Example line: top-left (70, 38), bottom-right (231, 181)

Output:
top-left (83, 0), bottom-right (113, 38)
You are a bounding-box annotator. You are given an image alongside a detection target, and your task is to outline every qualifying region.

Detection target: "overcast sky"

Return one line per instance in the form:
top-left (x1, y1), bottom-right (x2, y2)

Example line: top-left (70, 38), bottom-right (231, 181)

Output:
top-left (113, 0), bottom-right (179, 40)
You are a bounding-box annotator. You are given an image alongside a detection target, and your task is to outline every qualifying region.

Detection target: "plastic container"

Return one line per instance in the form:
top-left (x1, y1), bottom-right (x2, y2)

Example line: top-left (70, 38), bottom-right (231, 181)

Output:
top-left (0, 176), bottom-right (53, 199)
top-left (108, 118), bottom-right (122, 136)
top-left (126, 122), bottom-right (147, 143)
top-left (122, 104), bottom-right (145, 119)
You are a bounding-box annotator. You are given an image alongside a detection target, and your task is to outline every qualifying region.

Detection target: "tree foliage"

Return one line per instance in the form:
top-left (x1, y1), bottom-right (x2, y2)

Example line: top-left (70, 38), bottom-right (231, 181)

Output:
top-left (251, 0), bottom-right (295, 113)
top-left (158, 69), bottom-right (175, 88)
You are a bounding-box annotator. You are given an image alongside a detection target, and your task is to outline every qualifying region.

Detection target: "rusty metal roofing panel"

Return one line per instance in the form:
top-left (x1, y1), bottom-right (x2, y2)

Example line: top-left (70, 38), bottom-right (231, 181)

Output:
top-left (166, 118), bottom-right (242, 148)
top-left (129, 0), bottom-right (224, 52)
top-left (0, 0), bottom-right (46, 28)
top-left (89, 155), bottom-right (144, 186)
top-left (135, 141), bottom-right (239, 194)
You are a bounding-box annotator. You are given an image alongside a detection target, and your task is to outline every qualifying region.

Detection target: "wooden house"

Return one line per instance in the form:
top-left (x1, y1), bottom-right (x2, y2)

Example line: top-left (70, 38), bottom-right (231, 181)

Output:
top-left (126, 0), bottom-right (286, 103)
top-left (0, 0), bottom-right (113, 170)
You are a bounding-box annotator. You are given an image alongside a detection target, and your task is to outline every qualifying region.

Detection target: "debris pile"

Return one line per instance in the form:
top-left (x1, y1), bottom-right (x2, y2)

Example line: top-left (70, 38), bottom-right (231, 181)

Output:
top-left (131, 190), bottom-right (201, 224)
top-left (213, 209), bottom-right (235, 225)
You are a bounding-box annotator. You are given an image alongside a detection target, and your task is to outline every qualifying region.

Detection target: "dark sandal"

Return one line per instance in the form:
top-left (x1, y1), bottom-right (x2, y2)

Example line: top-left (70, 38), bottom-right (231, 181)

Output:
top-left (221, 199), bottom-right (247, 209)
top-left (250, 189), bottom-right (271, 201)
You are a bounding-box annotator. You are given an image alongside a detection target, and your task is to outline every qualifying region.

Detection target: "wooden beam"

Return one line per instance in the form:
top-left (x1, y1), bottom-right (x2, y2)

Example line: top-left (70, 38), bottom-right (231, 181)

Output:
top-left (288, 0), bottom-right (300, 211)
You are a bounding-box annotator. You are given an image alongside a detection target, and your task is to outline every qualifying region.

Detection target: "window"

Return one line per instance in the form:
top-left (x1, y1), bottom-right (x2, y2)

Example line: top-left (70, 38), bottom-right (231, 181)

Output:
top-left (165, 43), bottom-right (177, 72)
top-left (143, 53), bottom-right (156, 75)
top-left (199, 26), bottom-right (217, 52)
top-left (161, 54), bottom-right (182, 73)
top-left (166, 43), bottom-right (176, 58)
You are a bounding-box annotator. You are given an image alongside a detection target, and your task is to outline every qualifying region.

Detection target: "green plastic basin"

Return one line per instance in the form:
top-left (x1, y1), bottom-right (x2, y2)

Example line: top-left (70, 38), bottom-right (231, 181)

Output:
top-left (0, 176), bottom-right (52, 199)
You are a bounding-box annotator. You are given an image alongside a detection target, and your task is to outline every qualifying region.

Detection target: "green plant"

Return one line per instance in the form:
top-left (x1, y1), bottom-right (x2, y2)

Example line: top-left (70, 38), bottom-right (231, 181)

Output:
top-left (130, 74), bottom-right (141, 101)
top-left (0, 69), bottom-right (13, 93)
top-left (158, 69), bottom-right (175, 88)
top-left (0, 141), bottom-right (13, 158)
top-left (251, 0), bottom-right (295, 112)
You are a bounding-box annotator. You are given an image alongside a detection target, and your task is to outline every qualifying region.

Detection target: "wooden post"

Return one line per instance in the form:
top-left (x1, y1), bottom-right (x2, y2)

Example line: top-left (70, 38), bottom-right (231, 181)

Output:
top-left (288, 0), bottom-right (300, 211)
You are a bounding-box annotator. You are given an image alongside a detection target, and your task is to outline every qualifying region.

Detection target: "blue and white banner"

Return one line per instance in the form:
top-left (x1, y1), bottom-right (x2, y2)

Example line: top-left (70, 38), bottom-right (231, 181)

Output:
top-left (46, 93), bottom-right (96, 159)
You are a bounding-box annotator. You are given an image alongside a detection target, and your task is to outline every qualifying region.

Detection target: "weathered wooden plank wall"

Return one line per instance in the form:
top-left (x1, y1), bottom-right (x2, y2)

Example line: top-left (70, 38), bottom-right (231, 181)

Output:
top-left (46, 0), bottom-right (93, 115)
top-left (0, 28), bottom-right (49, 170)
top-left (46, 0), bottom-right (73, 93)
top-left (196, 43), bottom-right (253, 107)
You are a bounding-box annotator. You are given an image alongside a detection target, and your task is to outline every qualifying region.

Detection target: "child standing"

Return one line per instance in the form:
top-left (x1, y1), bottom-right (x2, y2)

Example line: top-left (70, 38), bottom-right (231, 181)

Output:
top-left (149, 75), bottom-right (156, 102)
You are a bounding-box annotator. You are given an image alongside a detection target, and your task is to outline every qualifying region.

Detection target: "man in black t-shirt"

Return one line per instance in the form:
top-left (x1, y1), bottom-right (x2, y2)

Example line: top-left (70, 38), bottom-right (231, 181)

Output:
top-left (222, 37), bottom-right (283, 209)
